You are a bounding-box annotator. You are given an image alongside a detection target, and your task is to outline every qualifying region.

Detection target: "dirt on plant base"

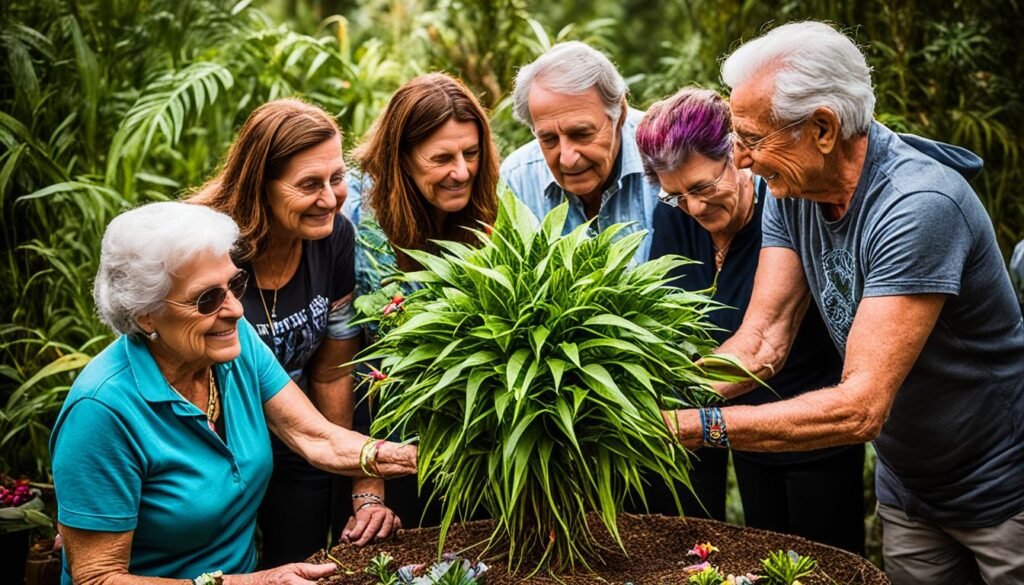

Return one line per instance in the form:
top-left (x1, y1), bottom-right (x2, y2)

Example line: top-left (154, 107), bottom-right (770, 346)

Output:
top-left (309, 513), bottom-right (890, 584)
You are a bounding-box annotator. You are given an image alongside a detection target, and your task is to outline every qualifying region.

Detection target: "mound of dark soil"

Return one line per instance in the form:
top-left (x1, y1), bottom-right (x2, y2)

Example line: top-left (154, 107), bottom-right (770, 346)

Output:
top-left (310, 513), bottom-right (889, 584)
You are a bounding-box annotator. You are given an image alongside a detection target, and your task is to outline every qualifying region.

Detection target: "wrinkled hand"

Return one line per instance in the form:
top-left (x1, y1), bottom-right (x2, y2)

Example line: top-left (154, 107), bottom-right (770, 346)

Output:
top-left (229, 562), bottom-right (336, 585)
top-left (340, 503), bottom-right (401, 546)
top-left (662, 409), bottom-right (703, 450)
top-left (375, 442), bottom-right (417, 478)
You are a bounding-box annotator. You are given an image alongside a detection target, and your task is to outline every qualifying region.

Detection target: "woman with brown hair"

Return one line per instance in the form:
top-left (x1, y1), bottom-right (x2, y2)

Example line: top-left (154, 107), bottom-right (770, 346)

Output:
top-left (348, 72), bottom-right (499, 270)
top-left (344, 72), bottom-right (499, 525)
top-left (190, 98), bottom-right (399, 565)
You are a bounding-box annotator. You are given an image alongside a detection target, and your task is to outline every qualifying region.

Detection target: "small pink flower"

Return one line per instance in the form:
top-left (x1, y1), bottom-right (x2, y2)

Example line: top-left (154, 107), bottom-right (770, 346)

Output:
top-left (382, 294), bottom-right (405, 316)
top-left (682, 561), bottom-right (711, 575)
top-left (688, 542), bottom-right (719, 562)
top-left (369, 369), bottom-right (388, 382)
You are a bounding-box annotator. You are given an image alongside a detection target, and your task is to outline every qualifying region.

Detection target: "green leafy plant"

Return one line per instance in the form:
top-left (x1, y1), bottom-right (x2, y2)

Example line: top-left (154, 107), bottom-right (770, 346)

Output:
top-left (366, 552), bottom-right (401, 585)
top-left (356, 191), bottom-right (742, 571)
top-left (363, 552), bottom-right (487, 585)
top-left (688, 565), bottom-right (726, 585)
top-left (760, 550), bottom-right (818, 585)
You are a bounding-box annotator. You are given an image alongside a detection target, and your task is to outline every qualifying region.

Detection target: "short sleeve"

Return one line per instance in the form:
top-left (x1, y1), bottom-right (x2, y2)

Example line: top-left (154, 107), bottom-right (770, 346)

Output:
top-left (862, 191), bottom-right (971, 297)
top-left (326, 299), bottom-right (361, 340)
top-left (239, 318), bottom-right (291, 402)
top-left (760, 187), bottom-right (794, 250)
top-left (52, 399), bottom-right (143, 532)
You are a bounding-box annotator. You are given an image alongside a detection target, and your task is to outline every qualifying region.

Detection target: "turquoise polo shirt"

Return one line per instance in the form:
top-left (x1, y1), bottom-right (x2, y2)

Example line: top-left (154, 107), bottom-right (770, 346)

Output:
top-left (50, 318), bottom-right (291, 583)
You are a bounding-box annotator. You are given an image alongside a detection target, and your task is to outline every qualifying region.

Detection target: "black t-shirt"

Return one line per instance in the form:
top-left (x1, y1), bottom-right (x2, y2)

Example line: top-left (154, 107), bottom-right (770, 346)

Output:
top-left (649, 178), bottom-right (848, 465)
top-left (239, 214), bottom-right (356, 388)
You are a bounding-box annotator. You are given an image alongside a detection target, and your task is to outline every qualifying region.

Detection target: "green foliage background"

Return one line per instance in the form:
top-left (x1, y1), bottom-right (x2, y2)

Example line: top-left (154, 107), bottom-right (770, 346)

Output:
top-left (1, 0), bottom-right (1020, 561)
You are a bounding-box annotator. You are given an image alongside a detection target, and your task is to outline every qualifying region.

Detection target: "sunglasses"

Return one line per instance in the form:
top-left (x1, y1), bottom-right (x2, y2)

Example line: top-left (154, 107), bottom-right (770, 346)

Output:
top-left (164, 269), bottom-right (249, 315)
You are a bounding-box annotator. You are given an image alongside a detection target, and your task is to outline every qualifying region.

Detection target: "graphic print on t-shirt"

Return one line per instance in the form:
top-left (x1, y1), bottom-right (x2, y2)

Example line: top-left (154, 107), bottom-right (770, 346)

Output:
top-left (821, 248), bottom-right (855, 349)
top-left (254, 294), bottom-right (330, 379)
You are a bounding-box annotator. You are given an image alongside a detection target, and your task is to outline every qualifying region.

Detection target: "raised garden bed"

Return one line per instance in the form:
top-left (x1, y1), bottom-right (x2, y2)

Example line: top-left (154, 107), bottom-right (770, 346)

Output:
top-left (310, 513), bottom-right (889, 584)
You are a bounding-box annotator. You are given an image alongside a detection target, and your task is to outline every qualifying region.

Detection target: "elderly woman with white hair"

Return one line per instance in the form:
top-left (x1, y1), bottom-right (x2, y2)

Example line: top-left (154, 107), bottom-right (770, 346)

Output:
top-left (49, 202), bottom-right (417, 585)
top-left (500, 41), bottom-right (660, 263)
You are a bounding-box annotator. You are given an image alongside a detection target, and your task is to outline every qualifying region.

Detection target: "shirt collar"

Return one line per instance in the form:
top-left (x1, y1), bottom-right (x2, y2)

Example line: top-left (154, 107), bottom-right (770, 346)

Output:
top-left (125, 332), bottom-right (229, 415)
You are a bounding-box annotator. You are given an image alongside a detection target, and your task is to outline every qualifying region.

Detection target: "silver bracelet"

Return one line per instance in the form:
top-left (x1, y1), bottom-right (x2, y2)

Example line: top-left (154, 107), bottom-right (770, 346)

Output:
top-left (351, 492), bottom-right (383, 502)
top-left (356, 501), bottom-right (384, 512)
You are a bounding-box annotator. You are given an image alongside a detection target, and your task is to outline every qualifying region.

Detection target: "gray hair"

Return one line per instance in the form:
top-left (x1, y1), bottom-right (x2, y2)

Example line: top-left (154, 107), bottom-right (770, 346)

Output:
top-left (512, 41), bottom-right (627, 130)
top-left (94, 201), bottom-right (239, 336)
top-left (721, 21), bottom-right (875, 139)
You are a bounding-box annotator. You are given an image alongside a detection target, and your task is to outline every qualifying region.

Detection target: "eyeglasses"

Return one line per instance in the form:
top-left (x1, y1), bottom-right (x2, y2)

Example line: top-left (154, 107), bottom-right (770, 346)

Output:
top-left (164, 270), bottom-right (249, 315)
top-left (657, 158), bottom-right (731, 207)
top-left (732, 116), bottom-right (810, 153)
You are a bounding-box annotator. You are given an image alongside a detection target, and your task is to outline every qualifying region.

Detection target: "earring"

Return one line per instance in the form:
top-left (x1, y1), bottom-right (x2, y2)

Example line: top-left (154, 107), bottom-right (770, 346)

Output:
top-left (147, 330), bottom-right (159, 341)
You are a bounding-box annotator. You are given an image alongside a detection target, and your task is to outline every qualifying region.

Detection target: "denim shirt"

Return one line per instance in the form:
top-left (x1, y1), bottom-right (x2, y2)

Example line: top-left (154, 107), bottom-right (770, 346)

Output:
top-left (499, 108), bottom-right (660, 263)
top-left (341, 174), bottom-right (399, 300)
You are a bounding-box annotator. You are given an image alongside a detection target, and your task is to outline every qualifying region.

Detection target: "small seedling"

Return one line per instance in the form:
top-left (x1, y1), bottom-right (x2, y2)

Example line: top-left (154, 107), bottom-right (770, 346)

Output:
top-left (688, 565), bottom-right (725, 585)
top-left (760, 550), bottom-right (817, 585)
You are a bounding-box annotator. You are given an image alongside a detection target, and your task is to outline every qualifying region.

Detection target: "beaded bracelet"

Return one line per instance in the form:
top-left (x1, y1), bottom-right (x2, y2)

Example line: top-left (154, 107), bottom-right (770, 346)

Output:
top-left (352, 492), bottom-right (384, 503)
top-left (699, 406), bottom-right (729, 448)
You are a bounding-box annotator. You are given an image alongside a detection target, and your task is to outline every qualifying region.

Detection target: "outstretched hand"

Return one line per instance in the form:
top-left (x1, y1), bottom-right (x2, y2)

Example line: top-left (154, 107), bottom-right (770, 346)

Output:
top-left (225, 562), bottom-right (337, 585)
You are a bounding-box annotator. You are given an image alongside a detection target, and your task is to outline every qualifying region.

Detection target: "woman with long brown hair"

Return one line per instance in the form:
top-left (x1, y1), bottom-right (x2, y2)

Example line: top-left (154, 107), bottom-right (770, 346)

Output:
top-left (348, 72), bottom-right (499, 270)
top-left (190, 98), bottom-right (399, 565)
top-left (345, 72), bottom-right (499, 525)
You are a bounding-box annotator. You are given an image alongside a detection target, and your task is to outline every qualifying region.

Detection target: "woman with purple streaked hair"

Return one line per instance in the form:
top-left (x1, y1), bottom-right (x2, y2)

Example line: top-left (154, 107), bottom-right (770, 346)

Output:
top-left (634, 87), bottom-right (866, 555)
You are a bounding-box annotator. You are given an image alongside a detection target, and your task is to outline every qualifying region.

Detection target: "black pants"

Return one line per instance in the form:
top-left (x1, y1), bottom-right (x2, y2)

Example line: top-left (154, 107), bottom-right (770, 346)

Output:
top-left (624, 448), bottom-right (729, 520)
top-left (257, 440), bottom-right (352, 567)
top-left (734, 444), bottom-right (866, 555)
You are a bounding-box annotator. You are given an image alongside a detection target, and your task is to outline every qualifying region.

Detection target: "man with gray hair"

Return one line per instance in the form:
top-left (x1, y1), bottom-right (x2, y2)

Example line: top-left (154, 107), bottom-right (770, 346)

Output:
top-left (501, 41), bottom-right (659, 262)
top-left (662, 21), bottom-right (1024, 583)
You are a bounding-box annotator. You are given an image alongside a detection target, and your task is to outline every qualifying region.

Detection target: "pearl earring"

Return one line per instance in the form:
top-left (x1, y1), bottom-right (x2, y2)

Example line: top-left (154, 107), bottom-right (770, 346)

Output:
top-left (147, 330), bottom-right (159, 341)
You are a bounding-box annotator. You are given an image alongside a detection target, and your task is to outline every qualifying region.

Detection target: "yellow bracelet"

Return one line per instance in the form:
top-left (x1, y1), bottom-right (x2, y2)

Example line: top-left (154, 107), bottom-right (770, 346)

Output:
top-left (359, 437), bottom-right (384, 478)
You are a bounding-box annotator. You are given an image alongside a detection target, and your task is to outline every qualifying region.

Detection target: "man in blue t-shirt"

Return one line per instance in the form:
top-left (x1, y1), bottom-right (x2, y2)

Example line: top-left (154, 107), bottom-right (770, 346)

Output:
top-left (663, 22), bottom-right (1024, 584)
top-left (500, 41), bottom-right (659, 264)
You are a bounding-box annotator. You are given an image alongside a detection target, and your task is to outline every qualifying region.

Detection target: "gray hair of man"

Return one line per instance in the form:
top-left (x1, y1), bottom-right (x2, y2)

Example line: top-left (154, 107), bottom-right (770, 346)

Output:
top-left (721, 21), bottom-right (875, 139)
top-left (94, 201), bottom-right (239, 336)
top-left (512, 41), bottom-right (628, 130)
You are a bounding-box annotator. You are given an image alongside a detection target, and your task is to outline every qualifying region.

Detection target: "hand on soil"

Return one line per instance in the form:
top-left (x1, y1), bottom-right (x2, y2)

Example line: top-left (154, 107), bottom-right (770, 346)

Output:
top-left (341, 504), bottom-right (402, 546)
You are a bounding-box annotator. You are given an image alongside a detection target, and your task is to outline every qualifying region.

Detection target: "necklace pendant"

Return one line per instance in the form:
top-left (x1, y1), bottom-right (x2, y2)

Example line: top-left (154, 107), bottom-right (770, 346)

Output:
top-left (271, 309), bottom-right (277, 319)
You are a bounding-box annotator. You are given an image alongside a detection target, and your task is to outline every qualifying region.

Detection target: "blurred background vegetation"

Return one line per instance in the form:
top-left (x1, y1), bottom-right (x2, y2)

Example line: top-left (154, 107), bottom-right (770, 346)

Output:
top-left (2, 0), bottom-right (1021, 562)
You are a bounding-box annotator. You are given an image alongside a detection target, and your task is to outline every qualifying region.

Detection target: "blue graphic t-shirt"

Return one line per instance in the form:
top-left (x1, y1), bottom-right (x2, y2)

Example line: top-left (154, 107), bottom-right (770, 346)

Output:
top-left (761, 121), bottom-right (1024, 527)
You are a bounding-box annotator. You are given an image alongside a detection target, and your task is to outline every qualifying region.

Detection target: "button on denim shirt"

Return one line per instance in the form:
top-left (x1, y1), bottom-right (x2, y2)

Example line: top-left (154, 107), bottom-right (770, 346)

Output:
top-left (500, 108), bottom-right (660, 264)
